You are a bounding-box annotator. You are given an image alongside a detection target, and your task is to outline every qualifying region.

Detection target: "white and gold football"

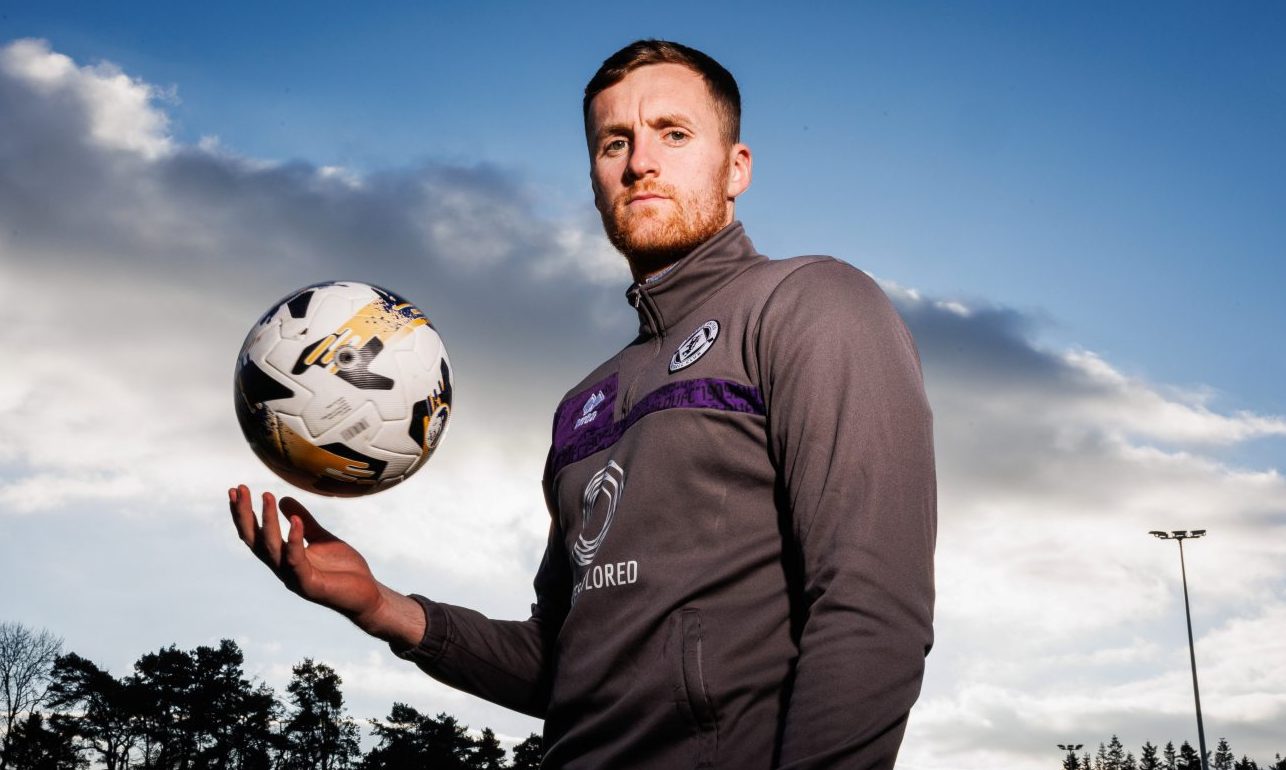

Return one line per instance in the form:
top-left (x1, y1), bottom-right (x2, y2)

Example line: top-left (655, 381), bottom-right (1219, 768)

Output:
top-left (234, 281), bottom-right (452, 497)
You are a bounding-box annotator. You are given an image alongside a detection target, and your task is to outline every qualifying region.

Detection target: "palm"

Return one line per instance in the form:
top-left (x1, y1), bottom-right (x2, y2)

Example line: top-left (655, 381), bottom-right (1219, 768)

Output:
top-left (290, 537), bottom-right (380, 617)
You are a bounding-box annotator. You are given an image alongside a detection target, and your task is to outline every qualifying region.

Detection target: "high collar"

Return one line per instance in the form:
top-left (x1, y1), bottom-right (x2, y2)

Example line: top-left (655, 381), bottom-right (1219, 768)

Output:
top-left (624, 221), bottom-right (767, 338)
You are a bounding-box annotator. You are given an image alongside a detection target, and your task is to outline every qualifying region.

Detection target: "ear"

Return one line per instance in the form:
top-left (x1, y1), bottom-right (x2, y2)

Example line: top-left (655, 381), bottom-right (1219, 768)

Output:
top-left (725, 142), bottom-right (752, 199)
top-left (590, 168), bottom-right (607, 213)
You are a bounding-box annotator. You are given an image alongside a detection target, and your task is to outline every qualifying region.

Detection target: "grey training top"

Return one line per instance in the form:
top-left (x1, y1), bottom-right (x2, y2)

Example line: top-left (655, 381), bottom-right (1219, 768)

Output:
top-left (395, 222), bottom-right (937, 769)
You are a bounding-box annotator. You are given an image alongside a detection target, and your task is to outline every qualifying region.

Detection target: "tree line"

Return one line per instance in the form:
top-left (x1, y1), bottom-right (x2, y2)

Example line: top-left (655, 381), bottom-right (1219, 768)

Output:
top-left (1059, 734), bottom-right (1286, 770)
top-left (11, 621), bottom-right (1286, 770)
top-left (1, 621), bottom-right (541, 769)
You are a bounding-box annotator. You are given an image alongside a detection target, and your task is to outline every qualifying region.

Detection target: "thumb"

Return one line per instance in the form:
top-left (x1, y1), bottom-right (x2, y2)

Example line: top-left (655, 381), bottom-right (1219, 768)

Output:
top-left (280, 497), bottom-right (338, 543)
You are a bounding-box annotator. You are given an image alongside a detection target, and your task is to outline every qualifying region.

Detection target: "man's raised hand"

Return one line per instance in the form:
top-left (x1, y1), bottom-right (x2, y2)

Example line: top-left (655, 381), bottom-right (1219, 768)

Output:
top-left (227, 484), bottom-right (424, 646)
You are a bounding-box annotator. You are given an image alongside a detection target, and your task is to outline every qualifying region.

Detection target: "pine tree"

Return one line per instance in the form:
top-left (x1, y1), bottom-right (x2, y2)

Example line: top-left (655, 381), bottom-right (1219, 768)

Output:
top-left (361, 703), bottom-right (474, 769)
top-left (1178, 741), bottom-right (1201, 770)
top-left (130, 643), bottom-right (198, 767)
top-left (510, 733), bottom-right (544, 770)
top-left (43, 653), bottom-right (137, 770)
top-left (362, 702), bottom-right (427, 769)
top-left (1233, 756), bottom-right (1259, 770)
top-left (1, 712), bottom-right (85, 769)
top-left (1165, 742), bottom-right (1179, 770)
top-left (1125, 751), bottom-right (1139, 770)
top-left (468, 727), bottom-right (506, 770)
top-left (280, 659), bottom-right (360, 770)
top-left (423, 712), bottom-right (474, 768)
top-left (1213, 738), bottom-right (1234, 770)
top-left (1106, 735), bottom-right (1127, 770)
top-left (1267, 755), bottom-right (1286, 770)
top-left (1097, 742), bottom-right (1111, 770)
top-left (1062, 750), bottom-right (1081, 770)
top-left (187, 639), bottom-right (274, 767)
top-left (1140, 741), bottom-right (1161, 770)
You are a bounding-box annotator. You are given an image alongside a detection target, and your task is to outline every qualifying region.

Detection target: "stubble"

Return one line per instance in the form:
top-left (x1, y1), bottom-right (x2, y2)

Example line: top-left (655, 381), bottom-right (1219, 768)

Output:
top-left (601, 160), bottom-right (730, 276)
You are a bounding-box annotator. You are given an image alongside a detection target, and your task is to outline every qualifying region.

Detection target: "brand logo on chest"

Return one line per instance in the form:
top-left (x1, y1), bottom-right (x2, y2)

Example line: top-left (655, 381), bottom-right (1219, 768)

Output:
top-left (669, 320), bottom-right (720, 373)
top-left (572, 460), bottom-right (624, 567)
top-left (570, 460), bottom-right (640, 604)
top-left (574, 390), bottom-right (606, 430)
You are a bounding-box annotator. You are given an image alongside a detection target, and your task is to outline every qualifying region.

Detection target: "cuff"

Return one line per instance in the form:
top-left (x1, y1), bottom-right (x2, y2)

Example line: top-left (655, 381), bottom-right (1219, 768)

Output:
top-left (389, 594), bottom-right (451, 666)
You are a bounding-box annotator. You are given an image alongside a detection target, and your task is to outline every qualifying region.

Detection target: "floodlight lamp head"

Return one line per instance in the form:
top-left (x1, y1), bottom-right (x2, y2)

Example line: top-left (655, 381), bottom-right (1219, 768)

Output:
top-left (1172, 530), bottom-right (1186, 537)
top-left (1192, 529), bottom-right (1207, 537)
top-left (1149, 530), bottom-right (1167, 538)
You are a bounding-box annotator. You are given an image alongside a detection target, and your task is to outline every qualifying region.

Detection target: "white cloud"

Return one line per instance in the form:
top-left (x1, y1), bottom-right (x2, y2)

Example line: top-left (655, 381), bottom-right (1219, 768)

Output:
top-left (317, 165), bottom-right (365, 189)
top-left (0, 38), bottom-right (173, 159)
top-left (0, 36), bottom-right (629, 522)
top-left (903, 603), bottom-right (1286, 769)
top-left (886, 286), bottom-right (1286, 767)
top-left (1195, 602), bottom-right (1286, 723)
top-left (536, 219), bottom-right (631, 286)
top-left (1061, 350), bottom-right (1286, 445)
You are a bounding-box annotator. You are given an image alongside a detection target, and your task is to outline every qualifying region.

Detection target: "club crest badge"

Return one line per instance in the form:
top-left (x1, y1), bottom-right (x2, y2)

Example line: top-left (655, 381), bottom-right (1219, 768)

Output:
top-left (669, 320), bottom-right (720, 373)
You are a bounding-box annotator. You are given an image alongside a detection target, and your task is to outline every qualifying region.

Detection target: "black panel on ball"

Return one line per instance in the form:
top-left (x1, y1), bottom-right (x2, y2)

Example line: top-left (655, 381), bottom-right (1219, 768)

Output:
top-left (236, 359), bottom-right (295, 405)
top-left (286, 288), bottom-right (315, 318)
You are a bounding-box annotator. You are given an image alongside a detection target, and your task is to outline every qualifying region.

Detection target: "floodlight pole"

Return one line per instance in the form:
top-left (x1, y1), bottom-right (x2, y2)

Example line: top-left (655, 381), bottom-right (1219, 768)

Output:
top-left (1057, 744), bottom-right (1084, 770)
top-left (1149, 529), bottom-right (1209, 770)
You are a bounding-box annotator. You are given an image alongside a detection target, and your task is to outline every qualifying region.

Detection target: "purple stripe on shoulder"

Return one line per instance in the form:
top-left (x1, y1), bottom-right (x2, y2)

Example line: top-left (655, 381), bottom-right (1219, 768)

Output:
top-left (550, 378), bottom-right (763, 477)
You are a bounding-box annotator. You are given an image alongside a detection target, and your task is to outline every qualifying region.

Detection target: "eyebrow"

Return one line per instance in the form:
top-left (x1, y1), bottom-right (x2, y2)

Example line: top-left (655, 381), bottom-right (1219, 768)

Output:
top-left (595, 113), bottom-right (697, 143)
top-left (649, 112), bottom-right (695, 129)
top-left (595, 122), bottom-right (633, 143)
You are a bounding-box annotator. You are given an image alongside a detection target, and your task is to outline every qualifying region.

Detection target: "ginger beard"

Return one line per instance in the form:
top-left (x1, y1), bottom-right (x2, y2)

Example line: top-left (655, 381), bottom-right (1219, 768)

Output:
top-left (599, 156), bottom-right (731, 274)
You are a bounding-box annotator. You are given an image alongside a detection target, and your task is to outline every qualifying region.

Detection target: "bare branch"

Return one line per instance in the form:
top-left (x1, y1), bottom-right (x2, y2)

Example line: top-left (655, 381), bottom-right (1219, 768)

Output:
top-left (0, 620), bottom-right (64, 766)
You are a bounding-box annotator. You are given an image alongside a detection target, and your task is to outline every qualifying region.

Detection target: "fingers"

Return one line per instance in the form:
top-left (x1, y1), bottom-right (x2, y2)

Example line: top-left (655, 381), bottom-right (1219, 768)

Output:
top-left (284, 514), bottom-right (308, 571)
top-left (279, 499), bottom-right (328, 594)
top-left (228, 485), bottom-right (287, 570)
top-left (260, 492), bottom-right (283, 567)
top-left (229, 485), bottom-right (259, 550)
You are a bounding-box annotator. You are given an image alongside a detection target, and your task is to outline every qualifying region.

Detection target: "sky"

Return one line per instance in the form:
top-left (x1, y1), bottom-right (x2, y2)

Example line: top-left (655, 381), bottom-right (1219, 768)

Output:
top-left (1, 2), bottom-right (1284, 767)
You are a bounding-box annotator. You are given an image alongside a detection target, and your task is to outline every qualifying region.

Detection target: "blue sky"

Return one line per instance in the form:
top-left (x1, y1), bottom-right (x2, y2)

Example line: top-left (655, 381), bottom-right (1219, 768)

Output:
top-left (1, 3), bottom-right (1284, 768)
top-left (10, 1), bottom-right (1284, 418)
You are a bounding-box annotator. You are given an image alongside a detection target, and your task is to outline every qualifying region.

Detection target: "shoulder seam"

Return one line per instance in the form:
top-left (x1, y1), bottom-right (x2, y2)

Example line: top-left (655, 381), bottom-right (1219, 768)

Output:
top-left (755, 256), bottom-right (844, 314)
top-left (749, 256), bottom-right (843, 372)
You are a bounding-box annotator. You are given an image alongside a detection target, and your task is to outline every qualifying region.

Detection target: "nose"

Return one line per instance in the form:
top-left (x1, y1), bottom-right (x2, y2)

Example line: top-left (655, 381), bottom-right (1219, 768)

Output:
top-left (625, 133), bottom-right (659, 182)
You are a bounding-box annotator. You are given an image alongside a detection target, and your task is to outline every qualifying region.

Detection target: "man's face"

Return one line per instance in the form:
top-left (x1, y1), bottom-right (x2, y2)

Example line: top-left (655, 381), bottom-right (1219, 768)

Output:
top-left (587, 63), bottom-right (751, 277)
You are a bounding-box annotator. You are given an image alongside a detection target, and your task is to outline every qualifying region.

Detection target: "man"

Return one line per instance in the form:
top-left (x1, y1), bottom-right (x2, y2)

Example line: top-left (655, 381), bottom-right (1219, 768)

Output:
top-left (230, 40), bottom-right (935, 769)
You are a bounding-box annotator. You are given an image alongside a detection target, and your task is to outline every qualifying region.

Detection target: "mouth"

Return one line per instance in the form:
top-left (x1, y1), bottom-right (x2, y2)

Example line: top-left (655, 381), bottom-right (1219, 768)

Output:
top-left (627, 193), bottom-right (668, 205)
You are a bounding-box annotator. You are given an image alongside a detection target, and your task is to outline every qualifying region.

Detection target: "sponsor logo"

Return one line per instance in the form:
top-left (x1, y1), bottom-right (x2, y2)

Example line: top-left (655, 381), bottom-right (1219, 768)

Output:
top-left (574, 390), bottom-right (606, 430)
top-left (572, 559), bottom-right (639, 601)
top-left (570, 461), bottom-right (640, 603)
top-left (572, 461), bottom-right (624, 567)
top-left (669, 320), bottom-right (720, 372)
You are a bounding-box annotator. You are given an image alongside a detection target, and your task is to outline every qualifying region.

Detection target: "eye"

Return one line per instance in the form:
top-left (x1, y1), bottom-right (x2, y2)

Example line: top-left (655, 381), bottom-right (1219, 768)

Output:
top-left (603, 138), bottom-right (629, 155)
top-left (664, 129), bottom-right (689, 143)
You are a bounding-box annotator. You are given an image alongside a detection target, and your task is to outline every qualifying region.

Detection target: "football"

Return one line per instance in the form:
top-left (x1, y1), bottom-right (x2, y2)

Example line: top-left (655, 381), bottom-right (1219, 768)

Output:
top-left (234, 281), bottom-right (453, 497)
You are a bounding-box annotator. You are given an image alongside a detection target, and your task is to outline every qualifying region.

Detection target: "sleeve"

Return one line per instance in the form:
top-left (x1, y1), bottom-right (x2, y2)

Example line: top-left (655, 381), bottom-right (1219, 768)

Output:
top-left (756, 260), bottom-right (936, 769)
top-left (390, 449), bottom-right (571, 719)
